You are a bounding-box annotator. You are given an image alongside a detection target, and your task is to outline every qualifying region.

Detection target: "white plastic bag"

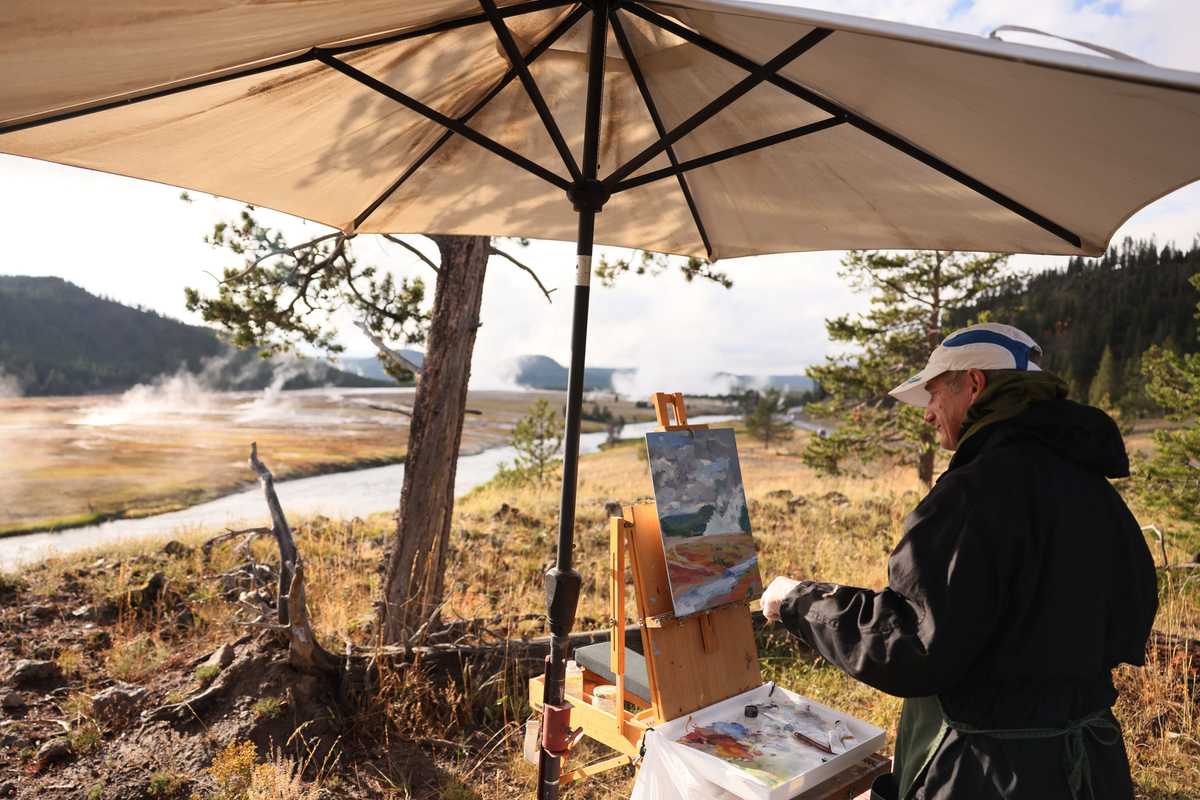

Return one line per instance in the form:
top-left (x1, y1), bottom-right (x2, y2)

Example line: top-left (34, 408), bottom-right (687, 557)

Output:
top-left (630, 729), bottom-right (742, 800)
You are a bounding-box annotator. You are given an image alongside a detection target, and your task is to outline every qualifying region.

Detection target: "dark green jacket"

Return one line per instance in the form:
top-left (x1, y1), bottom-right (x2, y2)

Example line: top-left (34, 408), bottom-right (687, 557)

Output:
top-left (778, 399), bottom-right (1157, 798)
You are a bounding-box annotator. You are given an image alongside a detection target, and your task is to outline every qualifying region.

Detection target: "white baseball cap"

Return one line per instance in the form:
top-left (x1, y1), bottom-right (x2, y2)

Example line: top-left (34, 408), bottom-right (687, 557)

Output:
top-left (889, 322), bottom-right (1042, 408)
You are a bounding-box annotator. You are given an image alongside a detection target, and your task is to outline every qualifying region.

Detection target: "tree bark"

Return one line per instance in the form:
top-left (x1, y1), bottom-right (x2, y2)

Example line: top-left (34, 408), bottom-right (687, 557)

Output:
top-left (917, 444), bottom-right (935, 488)
top-left (380, 234), bottom-right (490, 645)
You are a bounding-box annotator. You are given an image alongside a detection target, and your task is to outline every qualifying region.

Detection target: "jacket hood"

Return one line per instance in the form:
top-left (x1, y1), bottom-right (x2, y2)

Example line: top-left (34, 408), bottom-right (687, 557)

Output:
top-left (956, 399), bottom-right (1131, 478)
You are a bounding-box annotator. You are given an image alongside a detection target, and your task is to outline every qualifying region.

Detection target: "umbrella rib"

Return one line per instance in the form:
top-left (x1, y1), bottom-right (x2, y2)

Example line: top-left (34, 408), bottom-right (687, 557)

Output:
top-left (479, 0), bottom-right (582, 184)
top-left (609, 10), bottom-right (713, 259)
top-left (322, 0), bottom-right (575, 57)
top-left (317, 52), bottom-right (571, 192)
top-left (0, 0), bottom-right (573, 136)
top-left (613, 116), bottom-right (846, 192)
top-left (352, 4), bottom-right (587, 231)
top-left (622, 2), bottom-right (1083, 250)
top-left (602, 27), bottom-right (834, 188)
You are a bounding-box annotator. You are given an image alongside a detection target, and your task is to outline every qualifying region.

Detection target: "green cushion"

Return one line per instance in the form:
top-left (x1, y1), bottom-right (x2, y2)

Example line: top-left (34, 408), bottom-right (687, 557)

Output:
top-left (573, 641), bottom-right (651, 704)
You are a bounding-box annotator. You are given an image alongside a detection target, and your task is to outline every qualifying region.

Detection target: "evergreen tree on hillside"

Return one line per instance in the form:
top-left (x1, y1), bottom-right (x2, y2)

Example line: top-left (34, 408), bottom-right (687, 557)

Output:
top-left (950, 236), bottom-right (1200, 411)
top-left (1089, 345), bottom-right (1119, 407)
top-left (513, 398), bottom-right (565, 484)
top-left (743, 388), bottom-right (793, 450)
top-left (1135, 272), bottom-right (1200, 553)
top-left (804, 250), bottom-right (1010, 487)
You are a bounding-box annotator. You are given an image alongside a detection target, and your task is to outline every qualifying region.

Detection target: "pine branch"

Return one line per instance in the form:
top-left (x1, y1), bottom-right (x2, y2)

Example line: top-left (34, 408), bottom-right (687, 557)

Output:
top-left (384, 234), bottom-right (440, 273)
top-left (490, 245), bottom-right (555, 303)
top-left (353, 319), bottom-right (423, 378)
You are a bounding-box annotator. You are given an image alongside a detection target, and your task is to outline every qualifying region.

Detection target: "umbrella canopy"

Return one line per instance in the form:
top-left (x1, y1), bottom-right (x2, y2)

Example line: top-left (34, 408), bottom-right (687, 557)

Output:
top-left (5, 3), bottom-right (1200, 795)
top-left (3, 0), bottom-right (1200, 259)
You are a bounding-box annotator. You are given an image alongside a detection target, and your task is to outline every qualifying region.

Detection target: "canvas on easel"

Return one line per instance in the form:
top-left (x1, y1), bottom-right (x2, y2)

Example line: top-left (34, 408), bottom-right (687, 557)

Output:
top-left (646, 426), bottom-right (764, 617)
top-left (528, 392), bottom-right (888, 798)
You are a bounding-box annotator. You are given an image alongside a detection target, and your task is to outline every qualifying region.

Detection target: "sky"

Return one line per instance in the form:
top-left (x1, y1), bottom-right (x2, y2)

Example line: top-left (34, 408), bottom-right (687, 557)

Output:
top-left (2, 0), bottom-right (1198, 392)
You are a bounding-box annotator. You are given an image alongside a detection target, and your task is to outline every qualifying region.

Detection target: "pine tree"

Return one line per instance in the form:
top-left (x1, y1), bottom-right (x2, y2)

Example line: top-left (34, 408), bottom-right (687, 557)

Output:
top-left (1088, 345), bottom-right (1119, 407)
top-left (743, 388), bottom-right (793, 450)
top-left (1135, 272), bottom-right (1200, 552)
top-left (513, 398), bottom-right (565, 484)
top-left (804, 250), bottom-right (1010, 487)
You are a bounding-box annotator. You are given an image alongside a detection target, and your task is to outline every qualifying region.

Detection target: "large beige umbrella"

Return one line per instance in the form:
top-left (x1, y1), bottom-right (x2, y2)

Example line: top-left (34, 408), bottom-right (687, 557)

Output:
top-left (4, 1), bottom-right (1200, 794)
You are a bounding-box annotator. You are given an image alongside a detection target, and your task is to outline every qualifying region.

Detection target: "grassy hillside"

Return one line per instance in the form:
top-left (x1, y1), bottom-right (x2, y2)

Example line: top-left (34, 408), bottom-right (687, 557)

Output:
top-left (952, 236), bottom-right (1200, 404)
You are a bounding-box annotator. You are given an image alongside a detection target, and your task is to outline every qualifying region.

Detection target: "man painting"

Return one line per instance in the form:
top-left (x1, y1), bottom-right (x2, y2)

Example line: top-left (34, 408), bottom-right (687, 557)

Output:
top-left (761, 322), bottom-right (1157, 799)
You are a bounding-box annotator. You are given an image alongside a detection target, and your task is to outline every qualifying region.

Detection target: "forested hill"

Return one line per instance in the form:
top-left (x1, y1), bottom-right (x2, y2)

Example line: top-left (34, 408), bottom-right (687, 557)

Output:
top-left (0, 276), bottom-right (388, 396)
top-left (950, 237), bottom-right (1200, 405)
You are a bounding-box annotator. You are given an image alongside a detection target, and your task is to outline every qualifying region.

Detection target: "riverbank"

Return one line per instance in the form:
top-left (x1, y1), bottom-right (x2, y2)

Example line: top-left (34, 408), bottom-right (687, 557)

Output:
top-left (0, 453), bottom-right (410, 540)
top-left (0, 415), bottom-right (735, 570)
top-left (0, 388), bottom-right (683, 540)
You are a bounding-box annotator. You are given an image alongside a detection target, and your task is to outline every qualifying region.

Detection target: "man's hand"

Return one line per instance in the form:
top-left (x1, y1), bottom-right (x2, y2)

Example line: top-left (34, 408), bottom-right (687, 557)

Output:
top-left (761, 576), bottom-right (801, 622)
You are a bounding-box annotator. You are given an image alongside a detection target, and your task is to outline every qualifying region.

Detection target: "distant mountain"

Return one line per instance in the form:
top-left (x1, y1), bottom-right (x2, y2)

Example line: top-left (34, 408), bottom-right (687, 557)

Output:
top-left (510, 355), bottom-right (818, 395)
top-left (337, 350), bottom-right (424, 381)
top-left (0, 276), bottom-right (391, 396)
top-left (513, 354), bottom-right (634, 392)
top-left (717, 372), bottom-right (817, 395)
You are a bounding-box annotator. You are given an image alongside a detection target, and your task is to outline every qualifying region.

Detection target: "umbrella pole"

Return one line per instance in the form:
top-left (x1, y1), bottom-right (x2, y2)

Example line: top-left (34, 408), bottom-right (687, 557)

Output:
top-left (538, 3), bottom-right (610, 798)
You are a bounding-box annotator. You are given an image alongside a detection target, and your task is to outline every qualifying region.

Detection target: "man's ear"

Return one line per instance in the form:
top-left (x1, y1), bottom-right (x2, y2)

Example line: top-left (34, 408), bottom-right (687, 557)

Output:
top-left (967, 368), bottom-right (988, 400)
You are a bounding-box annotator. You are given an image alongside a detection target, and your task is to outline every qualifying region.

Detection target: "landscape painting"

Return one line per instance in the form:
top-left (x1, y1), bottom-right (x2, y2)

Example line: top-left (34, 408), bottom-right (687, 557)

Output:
top-left (645, 427), bottom-right (762, 617)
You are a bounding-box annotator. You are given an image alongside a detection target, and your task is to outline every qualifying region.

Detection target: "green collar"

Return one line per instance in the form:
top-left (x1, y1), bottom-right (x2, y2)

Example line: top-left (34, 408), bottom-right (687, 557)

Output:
top-left (956, 371), bottom-right (1069, 449)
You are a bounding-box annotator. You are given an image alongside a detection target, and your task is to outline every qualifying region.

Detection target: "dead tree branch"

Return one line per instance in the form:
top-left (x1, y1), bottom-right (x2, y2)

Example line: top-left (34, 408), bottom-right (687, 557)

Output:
top-left (201, 526), bottom-right (272, 562)
top-left (365, 402), bottom-right (481, 417)
top-left (353, 319), bottom-right (424, 379)
top-left (249, 443), bottom-right (342, 676)
top-left (383, 234), bottom-right (440, 273)
top-left (490, 245), bottom-right (555, 303)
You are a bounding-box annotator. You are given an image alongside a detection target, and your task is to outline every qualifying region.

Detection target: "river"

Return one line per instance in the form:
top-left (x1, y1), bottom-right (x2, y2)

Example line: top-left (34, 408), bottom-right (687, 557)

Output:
top-left (0, 415), bottom-right (736, 570)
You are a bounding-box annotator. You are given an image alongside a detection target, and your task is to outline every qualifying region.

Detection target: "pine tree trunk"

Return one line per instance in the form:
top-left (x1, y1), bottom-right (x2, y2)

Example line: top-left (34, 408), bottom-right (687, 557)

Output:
top-left (918, 442), bottom-right (935, 488)
top-left (379, 234), bottom-right (490, 645)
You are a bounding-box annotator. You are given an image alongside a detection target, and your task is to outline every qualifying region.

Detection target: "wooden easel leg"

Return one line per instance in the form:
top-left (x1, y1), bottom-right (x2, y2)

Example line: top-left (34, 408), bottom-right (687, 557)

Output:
top-left (560, 754), bottom-right (635, 784)
top-left (610, 517), bottom-right (628, 740)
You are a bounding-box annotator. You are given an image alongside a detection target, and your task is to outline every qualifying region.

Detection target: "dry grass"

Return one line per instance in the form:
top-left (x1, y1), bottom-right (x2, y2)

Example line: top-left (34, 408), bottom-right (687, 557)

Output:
top-left (0, 389), bottom-right (670, 536)
top-left (10, 420), bottom-right (1197, 798)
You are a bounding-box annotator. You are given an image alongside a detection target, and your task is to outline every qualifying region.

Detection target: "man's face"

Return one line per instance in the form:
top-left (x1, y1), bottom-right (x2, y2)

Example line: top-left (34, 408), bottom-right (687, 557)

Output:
top-left (923, 370), bottom-right (984, 450)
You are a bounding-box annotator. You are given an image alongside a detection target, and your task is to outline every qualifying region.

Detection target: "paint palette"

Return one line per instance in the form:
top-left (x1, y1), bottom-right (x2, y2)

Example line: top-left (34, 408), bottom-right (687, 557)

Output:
top-left (652, 683), bottom-right (886, 800)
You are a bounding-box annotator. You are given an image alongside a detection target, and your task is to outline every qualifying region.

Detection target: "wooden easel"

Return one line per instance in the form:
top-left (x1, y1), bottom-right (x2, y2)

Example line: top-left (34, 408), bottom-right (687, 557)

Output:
top-left (529, 392), bottom-right (889, 795)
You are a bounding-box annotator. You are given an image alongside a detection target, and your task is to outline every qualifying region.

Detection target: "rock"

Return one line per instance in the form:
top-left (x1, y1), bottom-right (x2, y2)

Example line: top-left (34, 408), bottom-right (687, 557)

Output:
top-left (132, 571), bottom-right (167, 606)
top-left (492, 503), bottom-right (538, 526)
top-left (173, 607), bottom-right (195, 630)
top-left (71, 604), bottom-right (95, 620)
top-left (91, 683), bottom-right (147, 718)
top-left (85, 629), bottom-right (112, 650)
top-left (787, 496), bottom-right (808, 511)
top-left (162, 540), bottom-right (193, 559)
top-left (0, 692), bottom-right (25, 710)
top-left (27, 604), bottom-right (56, 620)
top-left (204, 644), bottom-right (236, 672)
top-left (106, 571), bottom-right (167, 615)
top-left (766, 488), bottom-right (794, 500)
top-left (34, 737), bottom-right (73, 767)
top-left (10, 659), bottom-right (62, 687)
top-left (820, 491), bottom-right (850, 506)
